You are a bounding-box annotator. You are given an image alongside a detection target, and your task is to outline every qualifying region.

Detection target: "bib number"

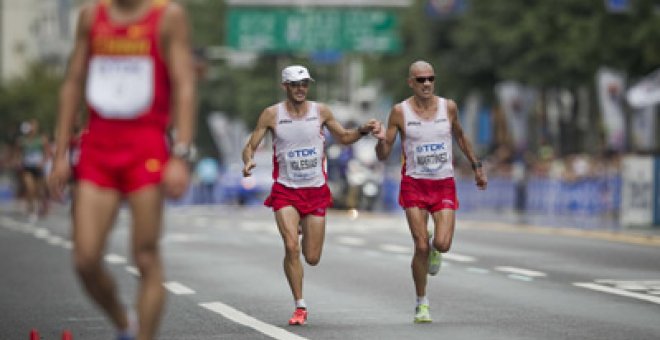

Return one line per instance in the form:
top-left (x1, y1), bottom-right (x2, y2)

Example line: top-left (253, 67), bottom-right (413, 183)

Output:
top-left (414, 143), bottom-right (447, 174)
top-left (285, 147), bottom-right (322, 180)
top-left (86, 56), bottom-right (154, 119)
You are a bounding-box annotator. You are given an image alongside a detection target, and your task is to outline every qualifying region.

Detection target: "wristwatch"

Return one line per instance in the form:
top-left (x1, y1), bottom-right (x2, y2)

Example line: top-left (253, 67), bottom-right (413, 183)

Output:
top-left (172, 142), bottom-right (197, 162)
top-left (471, 161), bottom-right (483, 170)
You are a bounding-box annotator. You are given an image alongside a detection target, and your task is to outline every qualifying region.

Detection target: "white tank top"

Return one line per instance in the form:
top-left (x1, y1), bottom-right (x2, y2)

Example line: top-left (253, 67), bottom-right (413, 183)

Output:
top-left (272, 101), bottom-right (326, 188)
top-left (402, 97), bottom-right (454, 180)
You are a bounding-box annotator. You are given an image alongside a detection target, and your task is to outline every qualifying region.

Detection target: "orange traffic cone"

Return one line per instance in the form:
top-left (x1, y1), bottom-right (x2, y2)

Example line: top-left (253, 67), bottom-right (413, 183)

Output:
top-left (29, 329), bottom-right (40, 340)
top-left (61, 329), bottom-right (73, 340)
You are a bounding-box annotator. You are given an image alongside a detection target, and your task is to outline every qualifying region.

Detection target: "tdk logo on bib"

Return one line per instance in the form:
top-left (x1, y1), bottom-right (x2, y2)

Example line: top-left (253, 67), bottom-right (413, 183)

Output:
top-left (416, 143), bottom-right (445, 153)
top-left (288, 148), bottom-right (317, 158)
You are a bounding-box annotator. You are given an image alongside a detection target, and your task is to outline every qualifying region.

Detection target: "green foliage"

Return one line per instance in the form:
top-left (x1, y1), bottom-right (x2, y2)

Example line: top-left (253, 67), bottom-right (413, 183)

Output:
top-left (366, 0), bottom-right (660, 102)
top-left (0, 65), bottom-right (61, 142)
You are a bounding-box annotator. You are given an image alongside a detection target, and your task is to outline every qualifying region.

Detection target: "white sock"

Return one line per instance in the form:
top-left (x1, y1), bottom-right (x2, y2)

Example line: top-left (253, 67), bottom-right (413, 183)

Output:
top-left (416, 296), bottom-right (429, 307)
top-left (295, 299), bottom-right (307, 309)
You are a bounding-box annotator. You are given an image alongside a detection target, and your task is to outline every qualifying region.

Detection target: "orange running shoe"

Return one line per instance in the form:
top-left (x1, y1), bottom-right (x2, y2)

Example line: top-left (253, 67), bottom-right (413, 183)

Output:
top-left (288, 308), bottom-right (308, 325)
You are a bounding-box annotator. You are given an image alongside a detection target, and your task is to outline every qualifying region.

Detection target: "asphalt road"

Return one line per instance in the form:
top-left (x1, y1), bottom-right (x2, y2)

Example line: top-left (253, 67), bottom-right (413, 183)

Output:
top-left (1, 204), bottom-right (659, 340)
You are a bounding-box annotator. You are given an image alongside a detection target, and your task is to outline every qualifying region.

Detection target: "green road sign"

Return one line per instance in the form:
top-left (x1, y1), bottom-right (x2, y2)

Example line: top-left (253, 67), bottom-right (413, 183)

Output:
top-left (227, 8), bottom-right (402, 53)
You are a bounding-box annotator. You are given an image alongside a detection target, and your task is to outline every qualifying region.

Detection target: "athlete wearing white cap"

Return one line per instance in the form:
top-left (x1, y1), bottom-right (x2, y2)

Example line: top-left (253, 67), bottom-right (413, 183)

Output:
top-left (242, 65), bottom-right (382, 325)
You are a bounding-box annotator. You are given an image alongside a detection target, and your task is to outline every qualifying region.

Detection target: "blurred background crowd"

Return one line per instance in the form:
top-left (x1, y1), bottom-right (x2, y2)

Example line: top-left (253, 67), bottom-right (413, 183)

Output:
top-left (0, 0), bottom-right (658, 230)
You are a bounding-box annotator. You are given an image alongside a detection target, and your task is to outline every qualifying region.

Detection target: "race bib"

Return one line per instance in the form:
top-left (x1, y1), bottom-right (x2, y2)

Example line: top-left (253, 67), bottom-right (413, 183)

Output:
top-left (86, 56), bottom-right (154, 119)
top-left (285, 146), bottom-right (322, 181)
top-left (414, 142), bottom-right (448, 174)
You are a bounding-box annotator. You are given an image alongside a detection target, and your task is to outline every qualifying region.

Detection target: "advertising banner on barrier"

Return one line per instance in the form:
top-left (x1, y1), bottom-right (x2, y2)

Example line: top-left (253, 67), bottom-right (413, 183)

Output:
top-left (620, 155), bottom-right (654, 227)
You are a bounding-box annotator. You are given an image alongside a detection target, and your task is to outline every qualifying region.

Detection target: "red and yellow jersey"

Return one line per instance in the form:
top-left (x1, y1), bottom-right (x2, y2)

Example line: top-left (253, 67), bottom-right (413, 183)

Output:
top-left (85, 0), bottom-right (171, 135)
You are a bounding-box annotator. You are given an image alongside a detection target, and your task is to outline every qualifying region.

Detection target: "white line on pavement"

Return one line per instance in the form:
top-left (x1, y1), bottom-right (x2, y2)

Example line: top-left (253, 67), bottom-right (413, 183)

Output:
top-left (105, 254), bottom-right (127, 264)
top-left (33, 228), bottom-right (50, 239)
top-left (163, 281), bottom-right (196, 295)
top-left (61, 240), bottom-right (73, 249)
top-left (200, 302), bottom-right (309, 340)
top-left (336, 236), bottom-right (366, 246)
top-left (574, 282), bottom-right (660, 305)
top-left (443, 253), bottom-right (476, 263)
top-left (47, 235), bottom-right (64, 246)
top-left (466, 267), bottom-right (490, 274)
top-left (495, 266), bottom-right (547, 278)
top-left (379, 244), bottom-right (411, 254)
top-left (125, 266), bottom-right (140, 277)
top-left (508, 274), bottom-right (534, 282)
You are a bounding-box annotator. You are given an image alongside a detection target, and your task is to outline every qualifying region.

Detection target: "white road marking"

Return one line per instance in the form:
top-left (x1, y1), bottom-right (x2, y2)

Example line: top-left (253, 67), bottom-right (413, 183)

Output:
top-left (379, 244), bottom-right (411, 254)
top-left (163, 281), bottom-right (195, 295)
top-left (508, 274), bottom-right (534, 282)
top-left (47, 235), bottom-right (64, 246)
top-left (33, 228), bottom-right (50, 239)
top-left (443, 253), bottom-right (476, 263)
top-left (105, 254), bottom-right (127, 264)
top-left (495, 266), bottom-right (547, 278)
top-left (466, 267), bottom-right (490, 274)
top-left (125, 266), bottom-right (140, 277)
top-left (574, 282), bottom-right (660, 305)
top-left (336, 236), bottom-right (366, 246)
top-left (200, 302), bottom-right (309, 340)
top-left (62, 240), bottom-right (73, 250)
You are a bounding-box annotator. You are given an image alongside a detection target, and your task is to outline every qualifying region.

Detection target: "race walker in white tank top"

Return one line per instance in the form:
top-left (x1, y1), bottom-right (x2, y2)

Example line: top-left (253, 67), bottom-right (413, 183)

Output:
top-left (402, 97), bottom-right (454, 180)
top-left (272, 101), bottom-right (326, 188)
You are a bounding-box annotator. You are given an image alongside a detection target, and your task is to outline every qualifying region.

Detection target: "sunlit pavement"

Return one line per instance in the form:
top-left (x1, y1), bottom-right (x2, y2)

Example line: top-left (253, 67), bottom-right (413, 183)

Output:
top-left (1, 203), bottom-right (660, 340)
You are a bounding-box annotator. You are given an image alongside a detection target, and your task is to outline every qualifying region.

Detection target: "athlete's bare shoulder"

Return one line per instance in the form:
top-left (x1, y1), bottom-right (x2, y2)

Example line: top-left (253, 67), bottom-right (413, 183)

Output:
top-left (389, 100), bottom-right (406, 124)
top-left (76, 2), bottom-right (97, 30)
top-left (444, 98), bottom-right (458, 119)
top-left (258, 103), bottom-right (280, 129)
top-left (162, 0), bottom-right (187, 18)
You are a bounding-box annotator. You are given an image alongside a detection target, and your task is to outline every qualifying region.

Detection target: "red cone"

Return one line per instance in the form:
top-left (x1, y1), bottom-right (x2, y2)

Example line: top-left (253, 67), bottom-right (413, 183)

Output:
top-left (61, 330), bottom-right (73, 340)
top-left (29, 329), bottom-right (39, 340)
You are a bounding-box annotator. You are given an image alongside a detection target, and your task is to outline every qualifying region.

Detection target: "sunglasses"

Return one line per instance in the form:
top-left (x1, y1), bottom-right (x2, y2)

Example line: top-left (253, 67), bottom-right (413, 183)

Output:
top-left (414, 76), bottom-right (435, 84)
top-left (287, 80), bottom-right (310, 88)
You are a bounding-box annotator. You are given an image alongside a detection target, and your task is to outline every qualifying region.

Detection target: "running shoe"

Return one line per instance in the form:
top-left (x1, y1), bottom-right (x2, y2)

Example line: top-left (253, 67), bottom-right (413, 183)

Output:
top-left (288, 307), bottom-right (308, 325)
top-left (414, 304), bottom-right (432, 323)
top-left (428, 249), bottom-right (442, 276)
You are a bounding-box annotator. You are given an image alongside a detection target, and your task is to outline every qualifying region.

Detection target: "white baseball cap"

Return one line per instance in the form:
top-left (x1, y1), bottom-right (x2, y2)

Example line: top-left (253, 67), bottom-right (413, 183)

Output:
top-left (281, 65), bottom-right (315, 83)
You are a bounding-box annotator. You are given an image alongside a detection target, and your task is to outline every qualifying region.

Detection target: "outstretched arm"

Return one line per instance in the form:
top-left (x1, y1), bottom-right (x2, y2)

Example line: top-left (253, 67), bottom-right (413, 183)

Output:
top-left (375, 105), bottom-right (402, 161)
top-left (321, 104), bottom-right (381, 144)
top-left (242, 107), bottom-right (275, 177)
top-left (448, 100), bottom-right (487, 190)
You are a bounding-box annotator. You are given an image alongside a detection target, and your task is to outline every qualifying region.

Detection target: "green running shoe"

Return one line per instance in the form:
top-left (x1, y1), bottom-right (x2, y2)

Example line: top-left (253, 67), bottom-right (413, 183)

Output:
top-left (414, 304), bottom-right (432, 323)
top-left (428, 249), bottom-right (442, 276)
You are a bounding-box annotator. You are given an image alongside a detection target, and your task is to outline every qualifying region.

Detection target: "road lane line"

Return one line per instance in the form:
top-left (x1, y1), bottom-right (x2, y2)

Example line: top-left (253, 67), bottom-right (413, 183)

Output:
top-left (574, 282), bottom-right (660, 305)
top-left (495, 266), bottom-right (547, 277)
top-left (163, 281), bottom-right (195, 295)
top-left (466, 267), bottom-right (490, 274)
top-left (125, 266), bottom-right (140, 277)
top-left (47, 235), bottom-right (64, 246)
top-left (336, 236), bottom-right (366, 246)
top-left (200, 302), bottom-right (308, 340)
top-left (34, 228), bottom-right (50, 239)
top-left (444, 253), bottom-right (476, 263)
top-left (379, 244), bottom-right (411, 254)
top-left (105, 254), bottom-right (127, 264)
top-left (508, 274), bottom-right (534, 282)
top-left (61, 240), bottom-right (73, 249)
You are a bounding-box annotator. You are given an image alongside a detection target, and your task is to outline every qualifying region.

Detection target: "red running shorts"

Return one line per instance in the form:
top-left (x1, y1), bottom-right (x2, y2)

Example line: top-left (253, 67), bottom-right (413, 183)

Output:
top-left (265, 182), bottom-right (333, 217)
top-left (75, 128), bottom-right (168, 194)
top-left (398, 175), bottom-right (459, 212)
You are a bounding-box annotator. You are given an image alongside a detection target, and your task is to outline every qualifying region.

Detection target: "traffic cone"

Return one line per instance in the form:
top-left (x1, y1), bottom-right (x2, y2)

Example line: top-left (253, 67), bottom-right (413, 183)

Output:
top-left (29, 329), bottom-right (39, 340)
top-left (61, 329), bottom-right (73, 340)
